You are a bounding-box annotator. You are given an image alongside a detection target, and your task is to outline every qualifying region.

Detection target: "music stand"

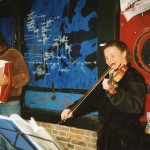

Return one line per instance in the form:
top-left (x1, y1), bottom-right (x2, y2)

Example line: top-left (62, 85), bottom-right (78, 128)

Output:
top-left (0, 114), bottom-right (64, 150)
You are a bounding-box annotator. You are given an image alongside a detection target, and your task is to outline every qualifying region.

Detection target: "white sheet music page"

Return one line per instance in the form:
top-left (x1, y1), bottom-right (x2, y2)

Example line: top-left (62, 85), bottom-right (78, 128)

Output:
top-left (10, 114), bottom-right (64, 150)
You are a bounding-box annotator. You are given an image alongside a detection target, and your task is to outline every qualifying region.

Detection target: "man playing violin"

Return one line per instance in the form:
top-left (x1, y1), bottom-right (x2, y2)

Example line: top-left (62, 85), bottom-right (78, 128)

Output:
top-left (60, 40), bottom-right (146, 150)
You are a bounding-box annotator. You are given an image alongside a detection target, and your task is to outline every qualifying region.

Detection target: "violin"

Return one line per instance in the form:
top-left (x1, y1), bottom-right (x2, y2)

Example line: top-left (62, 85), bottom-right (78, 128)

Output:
top-left (107, 64), bottom-right (128, 95)
top-left (58, 64), bottom-right (115, 124)
top-left (58, 64), bottom-right (128, 125)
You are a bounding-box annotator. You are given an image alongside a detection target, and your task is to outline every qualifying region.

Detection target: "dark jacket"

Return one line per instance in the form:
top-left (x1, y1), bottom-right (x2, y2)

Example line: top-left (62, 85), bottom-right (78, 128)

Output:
top-left (68, 65), bottom-right (146, 150)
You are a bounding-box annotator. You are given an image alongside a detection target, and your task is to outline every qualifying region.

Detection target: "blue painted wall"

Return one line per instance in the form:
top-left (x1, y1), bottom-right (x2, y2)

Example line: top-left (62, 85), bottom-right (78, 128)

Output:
top-left (23, 0), bottom-right (98, 112)
top-left (0, 0), bottom-right (98, 114)
top-left (23, 0), bottom-right (98, 113)
top-left (24, 0), bottom-right (98, 90)
top-left (25, 91), bottom-right (84, 111)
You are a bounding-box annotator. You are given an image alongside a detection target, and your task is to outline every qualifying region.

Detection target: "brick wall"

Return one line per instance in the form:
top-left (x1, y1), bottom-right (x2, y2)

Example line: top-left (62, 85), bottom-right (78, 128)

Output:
top-left (37, 121), bottom-right (97, 150)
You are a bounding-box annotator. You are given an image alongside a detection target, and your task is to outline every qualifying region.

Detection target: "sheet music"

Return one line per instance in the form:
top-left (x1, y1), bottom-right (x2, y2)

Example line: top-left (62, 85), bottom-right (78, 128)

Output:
top-left (0, 114), bottom-right (64, 150)
top-left (10, 114), bottom-right (64, 150)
